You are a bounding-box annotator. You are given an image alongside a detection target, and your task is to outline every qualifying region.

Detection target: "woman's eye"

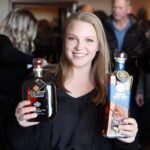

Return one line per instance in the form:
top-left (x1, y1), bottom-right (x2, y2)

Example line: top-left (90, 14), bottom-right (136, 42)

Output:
top-left (68, 37), bottom-right (75, 40)
top-left (86, 39), bottom-right (94, 42)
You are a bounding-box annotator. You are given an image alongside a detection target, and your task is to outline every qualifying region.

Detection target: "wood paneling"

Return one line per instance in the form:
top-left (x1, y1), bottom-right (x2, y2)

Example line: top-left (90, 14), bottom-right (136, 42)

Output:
top-left (131, 0), bottom-right (150, 19)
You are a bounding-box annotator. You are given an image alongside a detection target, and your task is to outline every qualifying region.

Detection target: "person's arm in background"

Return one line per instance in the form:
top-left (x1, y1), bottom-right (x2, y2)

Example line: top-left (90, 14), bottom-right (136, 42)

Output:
top-left (135, 70), bottom-right (144, 107)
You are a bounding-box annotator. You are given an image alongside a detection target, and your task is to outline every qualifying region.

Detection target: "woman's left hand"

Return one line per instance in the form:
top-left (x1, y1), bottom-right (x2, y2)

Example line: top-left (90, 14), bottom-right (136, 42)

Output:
top-left (117, 118), bottom-right (138, 143)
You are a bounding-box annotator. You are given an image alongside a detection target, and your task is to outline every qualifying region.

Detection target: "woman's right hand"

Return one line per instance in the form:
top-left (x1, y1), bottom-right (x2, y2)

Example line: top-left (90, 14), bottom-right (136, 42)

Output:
top-left (15, 100), bottom-right (39, 127)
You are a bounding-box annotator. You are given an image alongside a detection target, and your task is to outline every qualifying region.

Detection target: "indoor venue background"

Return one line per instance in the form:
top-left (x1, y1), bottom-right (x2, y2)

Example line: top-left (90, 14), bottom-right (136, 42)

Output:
top-left (0, 0), bottom-right (150, 22)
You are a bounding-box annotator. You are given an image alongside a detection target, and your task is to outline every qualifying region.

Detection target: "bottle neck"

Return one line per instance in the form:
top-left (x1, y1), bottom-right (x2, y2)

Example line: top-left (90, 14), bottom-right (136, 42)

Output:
top-left (114, 59), bottom-right (125, 71)
top-left (33, 68), bottom-right (43, 78)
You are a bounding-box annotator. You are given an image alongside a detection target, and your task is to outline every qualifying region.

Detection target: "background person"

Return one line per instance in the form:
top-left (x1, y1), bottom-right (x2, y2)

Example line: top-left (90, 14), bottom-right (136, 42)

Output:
top-left (103, 0), bottom-right (147, 122)
top-left (0, 8), bottom-right (37, 149)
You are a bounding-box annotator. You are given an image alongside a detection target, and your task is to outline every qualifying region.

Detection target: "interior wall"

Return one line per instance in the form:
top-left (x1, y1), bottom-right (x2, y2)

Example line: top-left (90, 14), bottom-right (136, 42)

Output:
top-left (30, 6), bottom-right (59, 23)
top-left (0, 0), bottom-right (113, 23)
top-left (77, 0), bottom-right (112, 15)
top-left (0, 0), bottom-right (150, 23)
top-left (0, 0), bottom-right (10, 22)
top-left (16, 5), bottom-right (59, 23)
top-left (131, 0), bottom-right (150, 19)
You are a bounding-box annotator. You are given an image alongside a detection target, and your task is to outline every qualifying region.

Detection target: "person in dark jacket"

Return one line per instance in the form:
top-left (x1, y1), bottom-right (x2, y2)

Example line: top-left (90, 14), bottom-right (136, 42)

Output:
top-left (5, 12), bottom-right (138, 150)
top-left (104, 0), bottom-right (146, 73)
top-left (0, 8), bottom-right (38, 149)
top-left (135, 17), bottom-right (150, 148)
top-left (103, 0), bottom-right (147, 120)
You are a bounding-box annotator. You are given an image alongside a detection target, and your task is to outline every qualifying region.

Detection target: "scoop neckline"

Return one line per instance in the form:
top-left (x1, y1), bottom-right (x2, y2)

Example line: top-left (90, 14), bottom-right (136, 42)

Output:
top-left (64, 88), bottom-right (96, 100)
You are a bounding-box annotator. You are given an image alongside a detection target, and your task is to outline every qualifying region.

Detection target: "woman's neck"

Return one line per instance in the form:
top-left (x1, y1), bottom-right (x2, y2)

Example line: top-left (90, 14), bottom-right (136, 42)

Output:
top-left (64, 66), bottom-right (95, 98)
top-left (73, 66), bottom-right (91, 79)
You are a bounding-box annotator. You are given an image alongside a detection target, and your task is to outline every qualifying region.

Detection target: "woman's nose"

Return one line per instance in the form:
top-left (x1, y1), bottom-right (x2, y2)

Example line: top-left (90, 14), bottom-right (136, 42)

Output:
top-left (75, 40), bottom-right (84, 51)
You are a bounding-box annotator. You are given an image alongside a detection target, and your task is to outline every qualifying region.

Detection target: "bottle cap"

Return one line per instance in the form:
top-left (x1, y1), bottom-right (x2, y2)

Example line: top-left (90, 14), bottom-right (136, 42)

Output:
top-left (33, 58), bottom-right (43, 77)
top-left (33, 58), bottom-right (43, 69)
top-left (114, 51), bottom-right (127, 60)
top-left (114, 51), bottom-right (127, 63)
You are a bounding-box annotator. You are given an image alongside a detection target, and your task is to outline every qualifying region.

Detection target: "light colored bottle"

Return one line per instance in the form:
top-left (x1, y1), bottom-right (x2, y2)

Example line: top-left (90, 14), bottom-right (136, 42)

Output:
top-left (102, 51), bottom-right (133, 138)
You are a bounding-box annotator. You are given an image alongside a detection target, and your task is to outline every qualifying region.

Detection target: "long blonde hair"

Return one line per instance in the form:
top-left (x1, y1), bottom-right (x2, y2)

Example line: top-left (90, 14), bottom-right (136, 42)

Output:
top-left (58, 12), bottom-right (110, 104)
top-left (0, 8), bottom-right (37, 55)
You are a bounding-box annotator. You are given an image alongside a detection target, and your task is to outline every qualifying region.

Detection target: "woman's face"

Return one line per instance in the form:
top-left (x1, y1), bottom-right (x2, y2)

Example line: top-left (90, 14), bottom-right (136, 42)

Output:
top-left (65, 20), bottom-right (99, 69)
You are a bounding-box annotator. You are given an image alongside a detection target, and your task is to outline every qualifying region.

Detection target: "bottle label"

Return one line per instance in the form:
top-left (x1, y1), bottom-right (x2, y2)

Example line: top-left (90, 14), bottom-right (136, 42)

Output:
top-left (30, 90), bottom-right (45, 97)
top-left (27, 84), bottom-right (47, 116)
top-left (105, 75), bottom-right (133, 138)
top-left (116, 71), bottom-right (129, 82)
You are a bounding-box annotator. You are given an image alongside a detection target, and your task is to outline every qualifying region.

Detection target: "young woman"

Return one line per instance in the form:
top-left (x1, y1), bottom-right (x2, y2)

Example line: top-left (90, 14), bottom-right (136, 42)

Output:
top-left (6, 12), bottom-right (138, 150)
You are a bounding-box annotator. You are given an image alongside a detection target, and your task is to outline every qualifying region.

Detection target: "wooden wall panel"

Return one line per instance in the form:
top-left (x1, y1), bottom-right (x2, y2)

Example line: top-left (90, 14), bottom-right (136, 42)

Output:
top-left (131, 0), bottom-right (150, 19)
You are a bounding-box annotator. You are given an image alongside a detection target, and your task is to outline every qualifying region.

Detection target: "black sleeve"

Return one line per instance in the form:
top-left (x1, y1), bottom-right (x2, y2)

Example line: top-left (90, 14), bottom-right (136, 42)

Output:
top-left (5, 116), bottom-right (38, 150)
top-left (0, 34), bottom-right (34, 64)
top-left (5, 116), bottom-right (52, 150)
top-left (0, 34), bottom-right (12, 47)
top-left (112, 137), bottom-right (139, 150)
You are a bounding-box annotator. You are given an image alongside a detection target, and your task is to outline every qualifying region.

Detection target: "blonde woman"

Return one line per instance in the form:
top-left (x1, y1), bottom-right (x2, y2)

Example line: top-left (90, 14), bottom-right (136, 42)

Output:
top-left (0, 8), bottom-right (37, 149)
top-left (0, 8), bottom-right (37, 54)
top-left (7, 12), bottom-right (138, 150)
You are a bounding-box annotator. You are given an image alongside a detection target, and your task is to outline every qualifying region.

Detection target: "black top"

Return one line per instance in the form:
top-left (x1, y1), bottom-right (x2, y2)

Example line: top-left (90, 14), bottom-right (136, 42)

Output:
top-left (52, 87), bottom-right (98, 150)
top-left (5, 86), bottom-right (138, 150)
top-left (0, 34), bottom-right (33, 108)
top-left (0, 34), bottom-right (34, 149)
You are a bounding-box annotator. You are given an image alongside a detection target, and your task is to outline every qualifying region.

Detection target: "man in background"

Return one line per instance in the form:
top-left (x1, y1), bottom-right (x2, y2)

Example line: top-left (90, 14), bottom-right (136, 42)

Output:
top-left (103, 0), bottom-right (147, 136)
top-left (104, 0), bottom-right (147, 148)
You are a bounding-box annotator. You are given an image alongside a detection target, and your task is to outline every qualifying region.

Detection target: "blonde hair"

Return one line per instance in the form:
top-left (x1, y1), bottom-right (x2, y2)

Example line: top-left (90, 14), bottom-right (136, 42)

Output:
top-left (0, 8), bottom-right (37, 54)
top-left (58, 12), bottom-right (110, 104)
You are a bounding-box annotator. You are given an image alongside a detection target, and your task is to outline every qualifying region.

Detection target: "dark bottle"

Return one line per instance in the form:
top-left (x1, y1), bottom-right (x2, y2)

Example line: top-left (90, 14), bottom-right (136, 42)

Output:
top-left (22, 58), bottom-right (57, 122)
top-left (102, 51), bottom-right (133, 138)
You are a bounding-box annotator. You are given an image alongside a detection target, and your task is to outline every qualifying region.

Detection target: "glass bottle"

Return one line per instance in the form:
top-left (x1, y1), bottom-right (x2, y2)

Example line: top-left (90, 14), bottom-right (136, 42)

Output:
top-left (102, 51), bottom-right (133, 138)
top-left (22, 58), bottom-right (57, 122)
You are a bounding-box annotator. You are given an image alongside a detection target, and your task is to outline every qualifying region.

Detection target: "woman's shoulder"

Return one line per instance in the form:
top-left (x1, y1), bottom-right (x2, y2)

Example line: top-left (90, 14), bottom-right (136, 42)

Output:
top-left (0, 34), bottom-right (12, 48)
top-left (0, 34), bottom-right (10, 40)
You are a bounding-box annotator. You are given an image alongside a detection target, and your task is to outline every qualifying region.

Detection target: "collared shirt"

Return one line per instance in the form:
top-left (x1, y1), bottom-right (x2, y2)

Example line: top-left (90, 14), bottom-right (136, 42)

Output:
top-left (112, 20), bottom-right (131, 50)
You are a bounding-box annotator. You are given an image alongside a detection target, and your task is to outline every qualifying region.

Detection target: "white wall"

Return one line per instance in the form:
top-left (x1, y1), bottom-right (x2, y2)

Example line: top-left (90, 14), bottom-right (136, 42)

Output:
top-left (0, 0), bottom-right (150, 23)
top-left (0, 0), bottom-right (10, 22)
top-left (77, 0), bottom-right (112, 15)
top-left (0, 0), bottom-right (112, 23)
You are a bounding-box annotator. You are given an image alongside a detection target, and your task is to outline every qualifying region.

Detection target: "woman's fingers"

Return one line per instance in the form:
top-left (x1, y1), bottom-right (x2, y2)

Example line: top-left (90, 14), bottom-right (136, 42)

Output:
top-left (117, 118), bottom-right (138, 143)
top-left (18, 120), bottom-right (39, 127)
top-left (17, 106), bottom-right (36, 117)
top-left (15, 100), bottom-right (39, 127)
top-left (16, 100), bottom-right (31, 109)
top-left (18, 112), bottom-right (37, 122)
